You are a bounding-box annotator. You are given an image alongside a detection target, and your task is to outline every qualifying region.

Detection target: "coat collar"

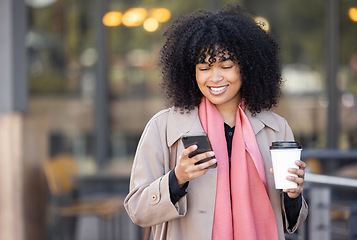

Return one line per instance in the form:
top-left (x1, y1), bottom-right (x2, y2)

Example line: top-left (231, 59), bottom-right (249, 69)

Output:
top-left (246, 109), bottom-right (280, 135)
top-left (166, 107), bottom-right (280, 146)
top-left (166, 107), bottom-right (203, 147)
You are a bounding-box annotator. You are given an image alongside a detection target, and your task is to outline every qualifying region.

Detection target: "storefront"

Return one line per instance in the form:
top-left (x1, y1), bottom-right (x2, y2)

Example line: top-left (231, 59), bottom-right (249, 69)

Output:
top-left (1, 0), bottom-right (357, 239)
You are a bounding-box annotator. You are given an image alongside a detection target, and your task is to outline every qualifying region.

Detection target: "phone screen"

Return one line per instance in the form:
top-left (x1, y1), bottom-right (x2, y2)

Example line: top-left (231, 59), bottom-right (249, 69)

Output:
top-left (181, 132), bottom-right (217, 168)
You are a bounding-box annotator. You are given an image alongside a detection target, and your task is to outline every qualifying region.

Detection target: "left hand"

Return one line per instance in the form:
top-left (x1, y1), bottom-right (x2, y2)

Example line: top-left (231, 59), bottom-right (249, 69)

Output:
top-left (270, 160), bottom-right (306, 199)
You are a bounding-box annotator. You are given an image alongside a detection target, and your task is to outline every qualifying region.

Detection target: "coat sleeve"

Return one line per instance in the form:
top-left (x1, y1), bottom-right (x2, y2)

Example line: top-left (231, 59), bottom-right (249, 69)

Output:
top-left (124, 114), bottom-right (187, 227)
top-left (282, 193), bottom-right (309, 233)
top-left (280, 118), bottom-right (308, 233)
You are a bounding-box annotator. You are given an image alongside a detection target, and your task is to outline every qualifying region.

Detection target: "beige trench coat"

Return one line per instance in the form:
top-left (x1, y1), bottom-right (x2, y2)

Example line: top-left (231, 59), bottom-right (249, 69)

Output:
top-left (124, 107), bottom-right (308, 240)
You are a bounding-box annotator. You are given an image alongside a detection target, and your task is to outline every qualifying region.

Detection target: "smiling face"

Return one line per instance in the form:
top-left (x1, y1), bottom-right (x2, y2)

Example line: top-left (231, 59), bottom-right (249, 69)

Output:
top-left (195, 50), bottom-right (242, 112)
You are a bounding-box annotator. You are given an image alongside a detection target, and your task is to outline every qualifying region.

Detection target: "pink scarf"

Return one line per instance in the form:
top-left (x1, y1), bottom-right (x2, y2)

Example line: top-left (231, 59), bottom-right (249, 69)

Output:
top-left (198, 97), bottom-right (278, 240)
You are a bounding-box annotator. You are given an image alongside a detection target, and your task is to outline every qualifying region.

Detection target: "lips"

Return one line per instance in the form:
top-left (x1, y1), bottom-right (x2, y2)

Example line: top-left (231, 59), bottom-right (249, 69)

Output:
top-left (208, 85), bottom-right (228, 95)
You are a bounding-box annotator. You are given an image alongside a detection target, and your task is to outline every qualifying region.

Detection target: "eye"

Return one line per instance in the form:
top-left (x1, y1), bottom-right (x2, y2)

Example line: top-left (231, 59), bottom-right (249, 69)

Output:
top-left (220, 59), bottom-right (235, 69)
top-left (222, 65), bottom-right (233, 69)
top-left (197, 64), bottom-right (210, 71)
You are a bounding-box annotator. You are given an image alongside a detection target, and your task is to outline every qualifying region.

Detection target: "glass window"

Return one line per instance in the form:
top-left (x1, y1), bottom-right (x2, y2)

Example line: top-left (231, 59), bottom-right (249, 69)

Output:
top-left (270, 0), bottom-right (327, 149)
top-left (339, 0), bottom-right (357, 149)
top-left (27, 0), bottom-right (97, 174)
top-left (27, 0), bottom-right (357, 176)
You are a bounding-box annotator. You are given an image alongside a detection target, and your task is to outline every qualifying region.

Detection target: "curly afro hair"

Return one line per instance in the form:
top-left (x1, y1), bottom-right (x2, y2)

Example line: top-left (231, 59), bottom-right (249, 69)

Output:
top-left (159, 4), bottom-right (282, 115)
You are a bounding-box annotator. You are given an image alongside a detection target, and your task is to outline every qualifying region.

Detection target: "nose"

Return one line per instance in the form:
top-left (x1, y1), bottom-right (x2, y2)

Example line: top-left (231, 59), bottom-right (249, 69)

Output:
top-left (211, 68), bottom-right (223, 82)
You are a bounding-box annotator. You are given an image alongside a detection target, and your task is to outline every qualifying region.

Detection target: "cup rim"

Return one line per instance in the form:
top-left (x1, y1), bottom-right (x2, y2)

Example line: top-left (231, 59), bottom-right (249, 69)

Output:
top-left (270, 141), bottom-right (302, 150)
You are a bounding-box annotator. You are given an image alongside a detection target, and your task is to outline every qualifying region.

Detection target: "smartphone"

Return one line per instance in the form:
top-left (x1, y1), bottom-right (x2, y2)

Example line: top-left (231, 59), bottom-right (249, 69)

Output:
top-left (180, 132), bottom-right (217, 169)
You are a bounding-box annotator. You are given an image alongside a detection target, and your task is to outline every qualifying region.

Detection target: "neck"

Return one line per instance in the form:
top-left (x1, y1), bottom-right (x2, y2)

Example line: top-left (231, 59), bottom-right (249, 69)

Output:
top-left (215, 100), bottom-right (240, 127)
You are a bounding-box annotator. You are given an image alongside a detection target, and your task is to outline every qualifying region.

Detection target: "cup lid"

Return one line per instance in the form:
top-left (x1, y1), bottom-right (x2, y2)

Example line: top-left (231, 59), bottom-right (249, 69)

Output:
top-left (270, 141), bottom-right (302, 150)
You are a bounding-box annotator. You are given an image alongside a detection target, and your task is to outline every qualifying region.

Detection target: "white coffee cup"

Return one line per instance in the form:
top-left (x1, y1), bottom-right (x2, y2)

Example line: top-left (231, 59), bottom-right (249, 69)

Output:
top-left (270, 141), bottom-right (302, 189)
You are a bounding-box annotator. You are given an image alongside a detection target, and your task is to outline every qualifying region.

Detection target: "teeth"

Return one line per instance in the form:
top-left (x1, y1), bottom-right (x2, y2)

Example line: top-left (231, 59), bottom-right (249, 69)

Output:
top-left (210, 86), bottom-right (227, 92)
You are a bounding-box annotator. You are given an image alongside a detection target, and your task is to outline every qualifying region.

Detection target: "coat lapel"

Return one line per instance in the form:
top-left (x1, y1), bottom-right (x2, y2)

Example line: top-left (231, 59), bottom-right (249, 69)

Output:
top-left (166, 107), bottom-right (204, 147)
top-left (246, 110), bottom-right (280, 135)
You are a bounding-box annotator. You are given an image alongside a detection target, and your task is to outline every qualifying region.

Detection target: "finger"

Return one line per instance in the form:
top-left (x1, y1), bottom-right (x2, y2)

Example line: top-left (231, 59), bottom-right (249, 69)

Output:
top-left (188, 168), bottom-right (209, 180)
top-left (191, 151), bottom-right (215, 165)
top-left (284, 188), bottom-right (303, 197)
top-left (295, 160), bottom-right (306, 170)
top-left (283, 188), bottom-right (300, 193)
top-left (286, 175), bottom-right (304, 185)
top-left (296, 169), bottom-right (305, 178)
top-left (182, 145), bottom-right (198, 158)
top-left (288, 168), bottom-right (305, 178)
top-left (284, 184), bottom-right (303, 192)
top-left (270, 168), bottom-right (274, 175)
top-left (195, 158), bottom-right (217, 170)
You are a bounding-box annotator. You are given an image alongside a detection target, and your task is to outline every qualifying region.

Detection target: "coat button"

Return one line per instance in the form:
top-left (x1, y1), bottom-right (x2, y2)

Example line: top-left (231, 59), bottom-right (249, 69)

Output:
top-left (151, 195), bottom-right (157, 201)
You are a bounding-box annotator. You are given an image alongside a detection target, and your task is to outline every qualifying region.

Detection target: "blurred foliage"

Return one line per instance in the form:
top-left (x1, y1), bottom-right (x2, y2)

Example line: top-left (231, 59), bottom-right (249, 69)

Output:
top-left (29, 70), bottom-right (67, 94)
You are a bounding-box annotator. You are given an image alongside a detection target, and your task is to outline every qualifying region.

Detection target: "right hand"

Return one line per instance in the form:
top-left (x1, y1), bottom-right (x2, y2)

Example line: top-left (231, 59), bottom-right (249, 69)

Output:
top-left (174, 145), bottom-right (217, 187)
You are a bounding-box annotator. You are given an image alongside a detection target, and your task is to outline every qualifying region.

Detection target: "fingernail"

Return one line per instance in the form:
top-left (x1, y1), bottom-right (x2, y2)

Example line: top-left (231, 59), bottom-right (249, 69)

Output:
top-left (209, 151), bottom-right (215, 156)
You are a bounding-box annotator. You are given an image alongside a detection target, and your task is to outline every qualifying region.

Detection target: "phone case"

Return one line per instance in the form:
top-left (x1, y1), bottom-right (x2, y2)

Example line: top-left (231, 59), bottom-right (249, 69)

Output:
top-left (181, 132), bottom-right (217, 168)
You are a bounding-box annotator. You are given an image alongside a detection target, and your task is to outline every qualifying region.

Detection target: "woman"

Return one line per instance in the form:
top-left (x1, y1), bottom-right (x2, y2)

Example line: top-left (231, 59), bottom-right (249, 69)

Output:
top-left (124, 5), bottom-right (308, 240)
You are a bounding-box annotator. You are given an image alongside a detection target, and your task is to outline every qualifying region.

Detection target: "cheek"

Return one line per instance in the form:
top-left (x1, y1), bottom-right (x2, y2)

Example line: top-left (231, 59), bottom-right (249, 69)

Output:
top-left (195, 77), bottom-right (208, 96)
top-left (195, 72), bottom-right (200, 83)
top-left (195, 79), bottom-right (205, 92)
top-left (231, 71), bottom-right (242, 84)
top-left (195, 73), bottom-right (205, 87)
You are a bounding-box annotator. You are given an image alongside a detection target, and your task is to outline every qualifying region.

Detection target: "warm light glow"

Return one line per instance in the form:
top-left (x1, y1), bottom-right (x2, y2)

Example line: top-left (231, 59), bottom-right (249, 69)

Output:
top-left (122, 8), bottom-right (148, 27)
top-left (349, 7), bottom-right (357, 22)
top-left (102, 12), bottom-right (122, 27)
top-left (150, 8), bottom-right (171, 23)
top-left (254, 16), bottom-right (270, 32)
top-left (143, 18), bottom-right (159, 32)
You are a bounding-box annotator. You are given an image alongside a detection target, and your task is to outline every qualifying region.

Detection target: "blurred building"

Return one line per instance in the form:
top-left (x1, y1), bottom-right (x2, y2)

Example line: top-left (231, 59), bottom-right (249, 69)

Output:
top-left (1, 0), bottom-right (357, 239)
